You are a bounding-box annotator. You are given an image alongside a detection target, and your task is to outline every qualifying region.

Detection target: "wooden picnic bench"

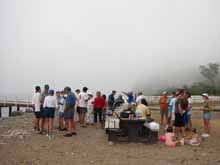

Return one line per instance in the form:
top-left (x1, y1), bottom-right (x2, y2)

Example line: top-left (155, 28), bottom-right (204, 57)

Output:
top-left (106, 113), bottom-right (158, 143)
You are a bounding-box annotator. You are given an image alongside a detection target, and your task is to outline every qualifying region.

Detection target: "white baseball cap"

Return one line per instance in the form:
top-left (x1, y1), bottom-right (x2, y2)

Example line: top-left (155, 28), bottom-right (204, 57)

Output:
top-left (162, 91), bottom-right (167, 95)
top-left (88, 92), bottom-right (93, 96)
top-left (202, 93), bottom-right (209, 99)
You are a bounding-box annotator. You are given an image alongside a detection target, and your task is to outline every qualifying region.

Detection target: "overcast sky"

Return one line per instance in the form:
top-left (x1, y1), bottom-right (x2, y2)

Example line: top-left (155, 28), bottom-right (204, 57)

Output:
top-left (0, 0), bottom-right (220, 96)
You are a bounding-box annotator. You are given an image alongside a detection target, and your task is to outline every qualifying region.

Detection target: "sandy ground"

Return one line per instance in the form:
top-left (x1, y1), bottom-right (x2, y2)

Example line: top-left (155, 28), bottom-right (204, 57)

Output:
top-left (0, 110), bottom-right (220, 165)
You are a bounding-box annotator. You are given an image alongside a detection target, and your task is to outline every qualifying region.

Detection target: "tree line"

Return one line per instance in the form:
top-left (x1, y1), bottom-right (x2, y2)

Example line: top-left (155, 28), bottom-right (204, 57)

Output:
top-left (159, 62), bottom-right (220, 95)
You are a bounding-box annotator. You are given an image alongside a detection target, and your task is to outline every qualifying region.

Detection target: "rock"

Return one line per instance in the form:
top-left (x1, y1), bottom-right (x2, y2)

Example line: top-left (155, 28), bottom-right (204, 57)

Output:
top-left (18, 135), bottom-right (24, 140)
top-left (108, 141), bottom-right (114, 145)
top-left (201, 153), bottom-right (207, 156)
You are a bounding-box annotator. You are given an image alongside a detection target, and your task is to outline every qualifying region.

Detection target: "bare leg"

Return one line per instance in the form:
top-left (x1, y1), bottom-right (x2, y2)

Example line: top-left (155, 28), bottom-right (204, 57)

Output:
top-left (39, 118), bottom-right (43, 133)
top-left (180, 127), bottom-right (186, 137)
top-left (44, 118), bottom-right (49, 135)
top-left (78, 113), bottom-right (80, 123)
top-left (68, 119), bottom-right (72, 134)
top-left (165, 115), bottom-right (168, 126)
top-left (60, 118), bottom-right (64, 129)
top-left (72, 117), bottom-right (76, 133)
top-left (79, 113), bottom-right (82, 125)
top-left (207, 120), bottom-right (210, 134)
top-left (161, 115), bottom-right (164, 126)
top-left (203, 119), bottom-right (207, 133)
top-left (80, 112), bottom-right (86, 126)
top-left (34, 118), bottom-right (39, 131)
top-left (70, 119), bottom-right (73, 133)
top-left (50, 118), bottom-right (53, 135)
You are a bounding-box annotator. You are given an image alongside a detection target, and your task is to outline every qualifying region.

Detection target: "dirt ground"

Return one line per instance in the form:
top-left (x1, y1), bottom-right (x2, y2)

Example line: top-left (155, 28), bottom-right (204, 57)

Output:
top-left (0, 110), bottom-right (220, 165)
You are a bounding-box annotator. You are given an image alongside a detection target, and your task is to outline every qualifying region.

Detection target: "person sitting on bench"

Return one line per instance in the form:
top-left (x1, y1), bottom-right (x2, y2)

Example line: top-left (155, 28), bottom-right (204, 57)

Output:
top-left (135, 98), bottom-right (151, 119)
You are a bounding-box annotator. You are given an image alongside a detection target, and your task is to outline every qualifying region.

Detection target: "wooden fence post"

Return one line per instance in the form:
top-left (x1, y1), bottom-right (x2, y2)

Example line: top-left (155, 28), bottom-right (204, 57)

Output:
top-left (17, 105), bottom-right (20, 111)
top-left (9, 106), bottom-right (12, 116)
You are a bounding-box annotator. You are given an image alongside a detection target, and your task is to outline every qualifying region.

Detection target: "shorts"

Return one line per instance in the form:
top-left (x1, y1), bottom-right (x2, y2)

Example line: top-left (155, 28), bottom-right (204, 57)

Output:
top-left (183, 111), bottom-right (188, 124)
top-left (76, 106), bottom-right (80, 113)
top-left (59, 112), bottom-right (64, 118)
top-left (44, 107), bottom-right (55, 118)
top-left (64, 106), bottom-right (75, 119)
top-left (174, 113), bottom-right (184, 127)
top-left (39, 106), bottom-right (45, 118)
top-left (79, 107), bottom-right (88, 113)
top-left (34, 111), bottom-right (41, 119)
top-left (160, 110), bottom-right (168, 116)
top-left (203, 112), bottom-right (211, 120)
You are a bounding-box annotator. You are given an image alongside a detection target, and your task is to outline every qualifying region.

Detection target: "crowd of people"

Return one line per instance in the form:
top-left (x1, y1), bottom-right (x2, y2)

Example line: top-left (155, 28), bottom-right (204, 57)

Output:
top-left (32, 84), bottom-right (212, 143)
top-left (159, 89), bottom-right (212, 147)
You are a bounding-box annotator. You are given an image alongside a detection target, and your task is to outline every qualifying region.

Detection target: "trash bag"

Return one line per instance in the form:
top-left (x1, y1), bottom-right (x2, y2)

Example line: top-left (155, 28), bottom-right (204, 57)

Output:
top-left (144, 122), bottom-right (160, 132)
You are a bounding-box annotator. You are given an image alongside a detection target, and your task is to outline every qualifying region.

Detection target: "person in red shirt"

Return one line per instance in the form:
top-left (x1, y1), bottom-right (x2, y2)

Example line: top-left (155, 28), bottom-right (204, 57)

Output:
top-left (159, 92), bottom-right (168, 126)
top-left (93, 91), bottom-right (105, 125)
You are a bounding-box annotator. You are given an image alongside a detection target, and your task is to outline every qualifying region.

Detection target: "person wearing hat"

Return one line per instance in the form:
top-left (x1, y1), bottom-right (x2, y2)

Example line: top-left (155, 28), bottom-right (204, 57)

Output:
top-left (159, 91), bottom-right (168, 126)
top-left (108, 90), bottom-right (116, 111)
top-left (86, 92), bottom-right (94, 125)
top-left (173, 89), bottom-right (187, 137)
top-left (136, 92), bottom-right (144, 105)
top-left (75, 89), bottom-right (81, 122)
top-left (64, 87), bottom-right (77, 137)
top-left (39, 84), bottom-right (50, 133)
top-left (122, 91), bottom-right (134, 104)
top-left (32, 86), bottom-right (42, 132)
top-left (58, 91), bottom-right (66, 131)
top-left (201, 93), bottom-right (211, 136)
top-left (93, 91), bottom-right (105, 125)
top-left (43, 89), bottom-right (57, 139)
top-left (78, 87), bottom-right (90, 127)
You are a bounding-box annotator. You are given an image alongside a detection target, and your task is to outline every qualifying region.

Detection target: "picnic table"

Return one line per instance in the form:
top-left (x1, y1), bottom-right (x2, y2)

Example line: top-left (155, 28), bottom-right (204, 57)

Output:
top-left (119, 118), bottom-right (146, 142)
top-left (106, 113), bottom-right (158, 143)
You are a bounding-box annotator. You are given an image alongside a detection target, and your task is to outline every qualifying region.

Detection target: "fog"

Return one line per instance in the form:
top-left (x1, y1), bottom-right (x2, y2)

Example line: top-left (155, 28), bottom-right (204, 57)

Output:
top-left (1, 0), bottom-right (220, 96)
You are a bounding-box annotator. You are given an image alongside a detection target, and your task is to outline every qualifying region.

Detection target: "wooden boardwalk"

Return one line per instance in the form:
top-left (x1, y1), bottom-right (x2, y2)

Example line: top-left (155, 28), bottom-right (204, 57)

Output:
top-left (0, 96), bottom-right (219, 118)
top-left (0, 100), bottom-right (32, 117)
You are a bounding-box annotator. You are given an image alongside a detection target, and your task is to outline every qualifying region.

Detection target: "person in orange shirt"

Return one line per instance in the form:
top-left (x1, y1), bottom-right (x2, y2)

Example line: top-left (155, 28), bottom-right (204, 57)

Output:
top-left (159, 92), bottom-right (168, 126)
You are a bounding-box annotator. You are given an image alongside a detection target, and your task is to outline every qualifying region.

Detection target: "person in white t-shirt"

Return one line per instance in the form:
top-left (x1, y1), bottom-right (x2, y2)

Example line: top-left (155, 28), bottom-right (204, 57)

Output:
top-left (43, 90), bottom-right (57, 139)
top-left (135, 92), bottom-right (144, 105)
top-left (75, 89), bottom-right (81, 122)
top-left (32, 86), bottom-right (41, 132)
top-left (168, 92), bottom-right (176, 125)
top-left (58, 91), bottom-right (66, 131)
top-left (78, 87), bottom-right (90, 127)
top-left (86, 93), bottom-right (94, 125)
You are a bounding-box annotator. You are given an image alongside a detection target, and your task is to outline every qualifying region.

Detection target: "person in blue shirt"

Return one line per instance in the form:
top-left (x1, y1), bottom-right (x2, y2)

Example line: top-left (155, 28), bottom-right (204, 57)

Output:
top-left (63, 86), bottom-right (77, 137)
top-left (122, 91), bottom-right (134, 104)
top-left (167, 92), bottom-right (175, 125)
top-left (108, 90), bottom-right (116, 110)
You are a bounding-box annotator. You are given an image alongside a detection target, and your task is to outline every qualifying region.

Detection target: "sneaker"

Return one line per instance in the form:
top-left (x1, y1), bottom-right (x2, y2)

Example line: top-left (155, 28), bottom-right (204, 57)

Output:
top-left (64, 133), bottom-right (72, 137)
top-left (201, 133), bottom-right (210, 138)
top-left (60, 128), bottom-right (66, 131)
top-left (71, 132), bottom-right (77, 136)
